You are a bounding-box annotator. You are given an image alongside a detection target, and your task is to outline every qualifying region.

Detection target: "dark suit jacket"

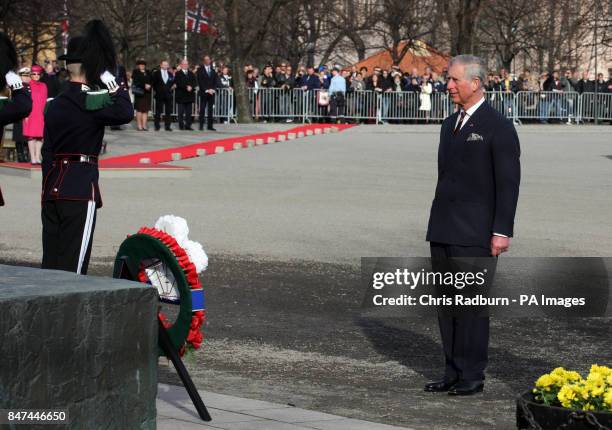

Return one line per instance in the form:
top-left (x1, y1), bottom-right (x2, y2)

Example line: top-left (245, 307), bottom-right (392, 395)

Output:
top-left (174, 69), bottom-right (197, 103)
top-left (196, 65), bottom-right (219, 94)
top-left (298, 74), bottom-right (321, 91)
top-left (151, 69), bottom-right (175, 100)
top-left (543, 77), bottom-right (562, 92)
top-left (426, 101), bottom-right (521, 248)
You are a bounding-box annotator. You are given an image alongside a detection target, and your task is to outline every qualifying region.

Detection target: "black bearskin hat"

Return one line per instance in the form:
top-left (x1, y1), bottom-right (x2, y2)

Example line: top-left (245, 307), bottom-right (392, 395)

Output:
top-left (78, 20), bottom-right (117, 87)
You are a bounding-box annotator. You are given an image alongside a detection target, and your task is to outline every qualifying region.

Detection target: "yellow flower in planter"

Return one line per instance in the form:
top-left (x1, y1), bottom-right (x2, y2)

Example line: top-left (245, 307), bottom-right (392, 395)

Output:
top-left (590, 364), bottom-right (611, 377)
top-left (565, 371), bottom-right (582, 382)
top-left (533, 365), bottom-right (612, 411)
top-left (588, 371), bottom-right (604, 384)
top-left (558, 385), bottom-right (576, 408)
top-left (536, 374), bottom-right (555, 390)
top-left (604, 389), bottom-right (612, 408)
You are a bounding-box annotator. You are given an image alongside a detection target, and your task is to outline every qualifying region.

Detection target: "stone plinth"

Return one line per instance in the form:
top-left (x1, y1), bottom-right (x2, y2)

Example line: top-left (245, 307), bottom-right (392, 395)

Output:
top-left (0, 265), bottom-right (158, 429)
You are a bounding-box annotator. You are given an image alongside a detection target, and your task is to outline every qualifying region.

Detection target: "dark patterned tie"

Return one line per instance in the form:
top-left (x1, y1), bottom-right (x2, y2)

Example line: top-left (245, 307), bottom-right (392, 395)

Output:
top-left (453, 110), bottom-right (467, 135)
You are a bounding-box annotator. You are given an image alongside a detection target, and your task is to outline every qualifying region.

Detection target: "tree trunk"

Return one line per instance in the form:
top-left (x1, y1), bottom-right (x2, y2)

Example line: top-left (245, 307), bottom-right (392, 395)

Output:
top-left (451, 0), bottom-right (482, 55)
top-left (226, 0), bottom-right (252, 123)
top-left (232, 59), bottom-right (251, 123)
top-left (348, 33), bottom-right (366, 61)
top-left (319, 34), bottom-right (343, 67)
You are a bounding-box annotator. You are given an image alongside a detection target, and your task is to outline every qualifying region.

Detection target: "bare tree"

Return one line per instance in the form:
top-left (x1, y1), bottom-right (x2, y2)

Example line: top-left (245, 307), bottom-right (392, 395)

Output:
top-left (370, 0), bottom-right (433, 66)
top-left (441, 0), bottom-right (482, 55)
top-left (263, 3), bottom-right (327, 68)
top-left (323, 0), bottom-right (378, 63)
top-left (478, 0), bottom-right (540, 70)
top-left (211, 0), bottom-right (293, 122)
top-left (1, 0), bottom-right (63, 64)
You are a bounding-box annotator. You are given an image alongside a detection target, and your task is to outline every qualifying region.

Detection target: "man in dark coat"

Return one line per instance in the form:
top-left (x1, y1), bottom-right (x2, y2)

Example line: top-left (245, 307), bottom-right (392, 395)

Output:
top-left (151, 60), bottom-right (175, 131)
top-left (41, 62), bottom-right (61, 97)
top-left (425, 55), bottom-right (520, 396)
top-left (299, 66), bottom-right (321, 91)
top-left (174, 58), bottom-right (197, 130)
top-left (195, 55), bottom-right (218, 131)
top-left (41, 21), bottom-right (134, 274)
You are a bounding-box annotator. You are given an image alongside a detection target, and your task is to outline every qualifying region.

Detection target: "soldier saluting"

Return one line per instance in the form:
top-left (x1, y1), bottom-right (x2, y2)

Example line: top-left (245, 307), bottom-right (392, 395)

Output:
top-left (0, 33), bottom-right (32, 206)
top-left (41, 20), bottom-right (134, 274)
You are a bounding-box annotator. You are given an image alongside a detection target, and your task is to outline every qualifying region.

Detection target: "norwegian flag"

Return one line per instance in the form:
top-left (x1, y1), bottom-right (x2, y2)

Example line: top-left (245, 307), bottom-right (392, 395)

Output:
top-left (186, 0), bottom-right (213, 34)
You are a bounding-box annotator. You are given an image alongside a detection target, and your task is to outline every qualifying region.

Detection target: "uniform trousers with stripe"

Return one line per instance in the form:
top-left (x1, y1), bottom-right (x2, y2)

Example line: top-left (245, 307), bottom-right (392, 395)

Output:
top-left (42, 200), bottom-right (97, 275)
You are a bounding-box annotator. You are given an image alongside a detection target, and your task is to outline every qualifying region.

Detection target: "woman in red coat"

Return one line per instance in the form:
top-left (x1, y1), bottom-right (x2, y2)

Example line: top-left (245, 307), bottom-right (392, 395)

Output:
top-left (23, 64), bottom-right (47, 164)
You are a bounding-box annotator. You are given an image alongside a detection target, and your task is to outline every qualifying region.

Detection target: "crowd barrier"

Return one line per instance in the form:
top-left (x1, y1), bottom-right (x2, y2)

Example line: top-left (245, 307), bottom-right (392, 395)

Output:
top-left (146, 88), bottom-right (612, 124)
top-left (580, 92), bottom-right (612, 121)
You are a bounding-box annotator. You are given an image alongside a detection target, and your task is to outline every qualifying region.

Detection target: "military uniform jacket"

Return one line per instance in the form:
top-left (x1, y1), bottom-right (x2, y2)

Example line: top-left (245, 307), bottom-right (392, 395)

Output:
top-left (41, 82), bottom-right (134, 208)
top-left (426, 101), bottom-right (521, 248)
top-left (0, 87), bottom-right (32, 206)
top-left (0, 87), bottom-right (32, 134)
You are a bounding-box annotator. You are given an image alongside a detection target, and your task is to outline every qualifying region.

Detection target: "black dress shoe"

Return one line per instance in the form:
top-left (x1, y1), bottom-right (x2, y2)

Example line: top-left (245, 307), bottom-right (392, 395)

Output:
top-left (424, 379), bottom-right (458, 392)
top-left (207, 127), bottom-right (217, 131)
top-left (185, 126), bottom-right (194, 131)
top-left (447, 380), bottom-right (484, 396)
top-left (165, 127), bottom-right (173, 132)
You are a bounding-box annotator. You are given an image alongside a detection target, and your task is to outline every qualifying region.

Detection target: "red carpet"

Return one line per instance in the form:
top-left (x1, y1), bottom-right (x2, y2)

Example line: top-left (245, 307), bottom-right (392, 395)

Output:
top-left (0, 124), bottom-right (354, 172)
top-left (100, 123), bottom-right (354, 167)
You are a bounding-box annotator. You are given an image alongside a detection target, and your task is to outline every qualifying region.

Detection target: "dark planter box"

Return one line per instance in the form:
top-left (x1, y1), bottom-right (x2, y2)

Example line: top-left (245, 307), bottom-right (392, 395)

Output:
top-left (517, 391), bottom-right (612, 429)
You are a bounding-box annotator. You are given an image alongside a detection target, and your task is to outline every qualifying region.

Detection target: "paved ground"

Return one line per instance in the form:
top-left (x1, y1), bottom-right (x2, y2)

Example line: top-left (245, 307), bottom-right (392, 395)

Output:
top-left (157, 382), bottom-right (411, 429)
top-left (1, 123), bottom-right (611, 429)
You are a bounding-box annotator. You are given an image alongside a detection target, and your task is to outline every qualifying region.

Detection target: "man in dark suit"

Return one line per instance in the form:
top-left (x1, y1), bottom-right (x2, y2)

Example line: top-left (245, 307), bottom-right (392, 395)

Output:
top-left (196, 55), bottom-right (218, 131)
top-left (174, 58), bottom-right (197, 130)
top-left (151, 60), bottom-right (175, 131)
top-left (425, 55), bottom-right (521, 396)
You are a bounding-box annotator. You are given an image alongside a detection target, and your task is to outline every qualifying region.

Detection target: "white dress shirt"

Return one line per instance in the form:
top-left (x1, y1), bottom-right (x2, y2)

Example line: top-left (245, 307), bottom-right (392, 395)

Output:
top-left (161, 69), bottom-right (168, 84)
top-left (454, 96), bottom-right (485, 130)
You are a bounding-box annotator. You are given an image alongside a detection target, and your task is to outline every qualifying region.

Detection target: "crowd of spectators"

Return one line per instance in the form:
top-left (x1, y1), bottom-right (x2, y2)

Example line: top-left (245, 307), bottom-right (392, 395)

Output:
top-left (11, 58), bottom-right (612, 127)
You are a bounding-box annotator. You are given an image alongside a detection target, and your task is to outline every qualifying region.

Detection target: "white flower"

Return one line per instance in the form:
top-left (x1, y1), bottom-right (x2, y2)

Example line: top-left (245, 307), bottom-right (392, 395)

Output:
top-left (155, 215), bottom-right (189, 246)
top-left (183, 239), bottom-right (208, 273)
top-left (154, 215), bottom-right (208, 273)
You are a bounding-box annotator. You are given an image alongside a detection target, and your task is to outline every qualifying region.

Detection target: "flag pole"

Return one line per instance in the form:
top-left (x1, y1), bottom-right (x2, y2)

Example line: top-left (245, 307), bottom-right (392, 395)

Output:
top-left (184, 0), bottom-right (188, 60)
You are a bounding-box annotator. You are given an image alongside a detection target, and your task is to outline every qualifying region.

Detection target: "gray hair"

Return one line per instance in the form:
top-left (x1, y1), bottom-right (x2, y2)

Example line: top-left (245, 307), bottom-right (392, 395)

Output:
top-left (449, 55), bottom-right (486, 88)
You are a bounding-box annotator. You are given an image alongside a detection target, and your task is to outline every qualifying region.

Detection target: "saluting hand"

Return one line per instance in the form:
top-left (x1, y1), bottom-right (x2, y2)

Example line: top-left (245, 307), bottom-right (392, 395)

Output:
top-left (5, 71), bottom-right (23, 90)
top-left (490, 235), bottom-right (510, 257)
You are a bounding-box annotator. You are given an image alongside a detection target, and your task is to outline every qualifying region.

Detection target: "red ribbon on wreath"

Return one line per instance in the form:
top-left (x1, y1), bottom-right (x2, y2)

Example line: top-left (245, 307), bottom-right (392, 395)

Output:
top-left (136, 226), bottom-right (206, 354)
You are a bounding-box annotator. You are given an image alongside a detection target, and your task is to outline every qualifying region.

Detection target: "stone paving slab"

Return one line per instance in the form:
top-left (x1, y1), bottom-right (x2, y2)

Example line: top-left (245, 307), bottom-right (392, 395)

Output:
top-left (157, 383), bottom-right (412, 430)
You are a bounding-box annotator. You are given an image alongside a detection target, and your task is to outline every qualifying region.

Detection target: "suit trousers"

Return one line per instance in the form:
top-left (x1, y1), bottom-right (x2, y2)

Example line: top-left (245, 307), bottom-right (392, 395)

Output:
top-left (430, 242), bottom-right (494, 382)
top-left (330, 92), bottom-right (345, 118)
top-left (154, 96), bottom-right (173, 129)
top-left (42, 200), bottom-right (97, 275)
top-left (199, 93), bottom-right (215, 129)
top-left (177, 103), bottom-right (193, 129)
